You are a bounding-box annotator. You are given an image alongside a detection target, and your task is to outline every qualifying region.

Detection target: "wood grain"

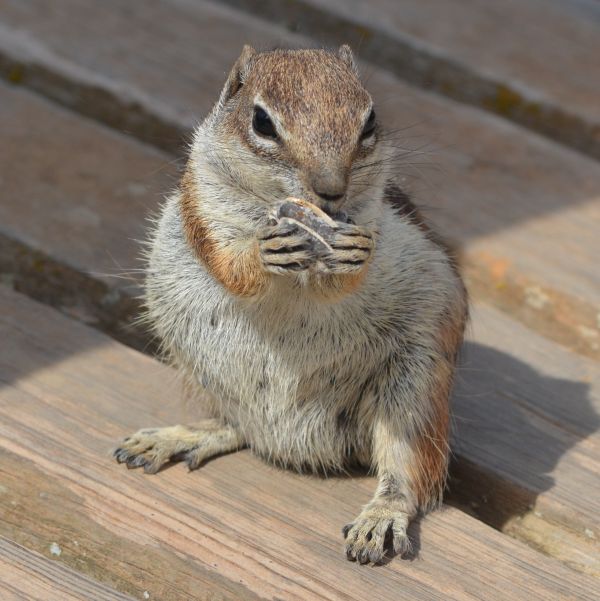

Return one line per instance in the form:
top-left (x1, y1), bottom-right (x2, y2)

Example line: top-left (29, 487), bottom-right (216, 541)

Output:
top-left (452, 304), bottom-right (600, 574)
top-left (1, 285), bottom-right (598, 600)
top-left (285, 0), bottom-right (600, 124)
top-left (0, 81), bottom-right (174, 350)
top-left (0, 537), bottom-right (135, 601)
top-left (0, 0), bottom-right (598, 359)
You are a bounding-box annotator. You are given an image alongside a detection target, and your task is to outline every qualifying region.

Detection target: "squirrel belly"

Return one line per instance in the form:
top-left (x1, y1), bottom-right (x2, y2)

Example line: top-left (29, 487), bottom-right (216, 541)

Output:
top-left (145, 191), bottom-right (464, 473)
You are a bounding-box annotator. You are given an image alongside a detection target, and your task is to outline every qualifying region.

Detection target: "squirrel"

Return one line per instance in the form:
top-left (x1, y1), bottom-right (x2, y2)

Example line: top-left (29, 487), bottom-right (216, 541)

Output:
top-left (114, 45), bottom-right (468, 565)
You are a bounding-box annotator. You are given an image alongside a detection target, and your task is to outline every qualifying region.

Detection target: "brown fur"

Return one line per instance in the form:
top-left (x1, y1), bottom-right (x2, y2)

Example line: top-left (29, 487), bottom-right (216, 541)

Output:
top-left (409, 293), bottom-right (468, 508)
top-left (409, 361), bottom-right (452, 508)
top-left (224, 49), bottom-right (374, 195)
top-left (310, 270), bottom-right (369, 302)
top-left (180, 169), bottom-right (268, 297)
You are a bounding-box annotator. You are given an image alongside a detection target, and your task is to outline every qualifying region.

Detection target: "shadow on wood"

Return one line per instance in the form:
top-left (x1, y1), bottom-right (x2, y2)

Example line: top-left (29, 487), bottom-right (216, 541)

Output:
top-left (449, 340), bottom-right (599, 533)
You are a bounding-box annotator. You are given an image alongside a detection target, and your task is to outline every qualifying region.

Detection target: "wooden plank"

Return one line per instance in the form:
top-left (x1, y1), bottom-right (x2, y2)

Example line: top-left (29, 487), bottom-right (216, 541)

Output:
top-left (0, 1), bottom-right (598, 359)
top-left (0, 537), bottom-right (135, 601)
top-left (0, 286), bottom-right (598, 600)
top-left (6, 0), bottom-right (599, 159)
top-left (0, 82), bottom-right (174, 351)
top-left (219, 0), bottom-right (600, 159)
top-left (450, 304), bottom-right (600, 575)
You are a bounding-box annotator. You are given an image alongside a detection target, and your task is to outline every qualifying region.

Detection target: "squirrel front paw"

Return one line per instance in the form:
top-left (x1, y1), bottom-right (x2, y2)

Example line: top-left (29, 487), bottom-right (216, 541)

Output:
top-left (257, 219), bottom-right (317, 275)
top-left (323, 223), bottom-right (374, 274)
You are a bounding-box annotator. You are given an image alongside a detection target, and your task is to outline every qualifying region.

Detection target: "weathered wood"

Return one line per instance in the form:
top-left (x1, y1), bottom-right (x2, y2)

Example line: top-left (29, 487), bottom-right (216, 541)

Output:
top-left (0, 82), bottom-right (174, 350)
top-left (0, 537), bottom-right (135, 601)
top-left (0, 286), bottom-right (598, 599)
top-left (219, 0), bottom-right (600, 159)
top-left (6, 0), bottom-right (599, 158)
top-left (0, 1), bottom-right (598, 359)
top-left (450, 304), bottom-right (600, 575)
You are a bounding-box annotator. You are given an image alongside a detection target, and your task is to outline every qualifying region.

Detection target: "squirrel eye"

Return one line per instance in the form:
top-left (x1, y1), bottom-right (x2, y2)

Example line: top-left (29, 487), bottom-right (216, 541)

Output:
top-left (252, 107), bottom-right (278, 139)
top-left (361, 109), bottom-right (376, 139)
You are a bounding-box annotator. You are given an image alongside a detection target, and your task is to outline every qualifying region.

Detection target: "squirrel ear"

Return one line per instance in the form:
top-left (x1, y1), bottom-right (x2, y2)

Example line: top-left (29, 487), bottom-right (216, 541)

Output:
top-left (338, 44), bottom-right (357, 73)
top-left (218, 44), bottom-right (256, 106)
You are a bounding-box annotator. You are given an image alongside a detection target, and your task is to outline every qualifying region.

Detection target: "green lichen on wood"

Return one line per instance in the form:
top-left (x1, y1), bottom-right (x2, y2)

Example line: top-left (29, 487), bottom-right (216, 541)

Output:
top-left (486, 84), bottom-right (522, 116)
top-left (7, 64), bottom-right (24, 84)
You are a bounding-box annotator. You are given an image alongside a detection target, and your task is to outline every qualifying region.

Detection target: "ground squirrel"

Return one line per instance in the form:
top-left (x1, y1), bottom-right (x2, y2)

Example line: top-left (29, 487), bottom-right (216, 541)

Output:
top-left (114, 45), bottom-right (468, 565)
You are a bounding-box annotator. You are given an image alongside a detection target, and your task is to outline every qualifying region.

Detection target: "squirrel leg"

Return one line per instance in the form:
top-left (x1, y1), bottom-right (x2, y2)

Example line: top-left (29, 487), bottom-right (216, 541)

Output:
top-left (343, 356), bottom-right (452, 564)
top-left (114, 419), bottom-right (244, 474)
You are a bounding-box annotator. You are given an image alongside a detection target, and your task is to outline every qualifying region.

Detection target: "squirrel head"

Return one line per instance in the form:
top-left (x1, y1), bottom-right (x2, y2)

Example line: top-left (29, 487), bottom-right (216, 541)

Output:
top-left (194, 46), bottom-right (386, 218)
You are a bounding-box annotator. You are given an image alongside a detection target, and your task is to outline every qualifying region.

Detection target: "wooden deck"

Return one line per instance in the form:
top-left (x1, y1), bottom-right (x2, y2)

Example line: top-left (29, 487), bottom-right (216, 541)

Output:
top-left (0, 1), bottom-right (599, 598)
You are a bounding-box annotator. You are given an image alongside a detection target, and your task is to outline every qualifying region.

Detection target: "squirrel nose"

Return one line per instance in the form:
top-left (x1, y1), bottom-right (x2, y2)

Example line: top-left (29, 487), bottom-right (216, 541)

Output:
top-left (310, 169), bottom-right (347, 202)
